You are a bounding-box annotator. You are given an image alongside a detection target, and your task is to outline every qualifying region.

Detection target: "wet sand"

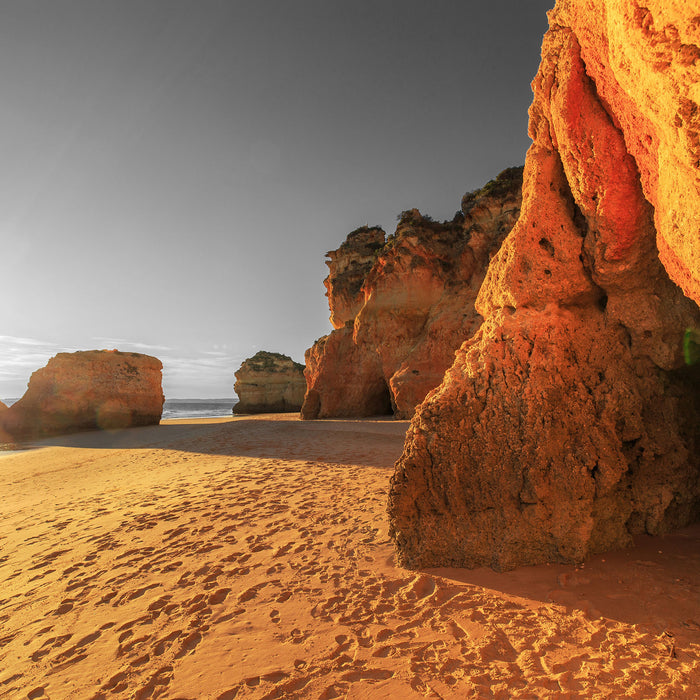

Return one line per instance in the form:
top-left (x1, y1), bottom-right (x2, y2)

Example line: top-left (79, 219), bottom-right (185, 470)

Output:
top-left (1, 414), bottom-right (699, 699)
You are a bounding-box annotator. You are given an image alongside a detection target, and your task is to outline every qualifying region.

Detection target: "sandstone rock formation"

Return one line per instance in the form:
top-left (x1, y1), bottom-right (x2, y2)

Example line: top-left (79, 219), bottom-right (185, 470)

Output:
top-left (388, 0), bottom-right (700, 571)
top-left (233, 351), bottom-right (306, 414)
top-left (560, 0), bottom-right (700, 306)
top-left (324, 226), bottom-right (386, 329)
top-left (0, 401), bottom-right (10, 445)
top-left (301, 168), bottom-right (524, 420)
top-left (0, 351), bottom-right (164, 441)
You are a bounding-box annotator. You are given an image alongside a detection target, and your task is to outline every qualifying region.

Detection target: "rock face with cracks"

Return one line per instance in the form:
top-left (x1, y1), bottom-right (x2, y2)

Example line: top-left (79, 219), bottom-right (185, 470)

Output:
top-left (0, 350), bottom-right (164, 441)
top-left (388, 0), bottom-right (700, 571)
top-left (302, 169), bottom-right (523, 420)
top-left (233, 351), bottom-right (306, 414)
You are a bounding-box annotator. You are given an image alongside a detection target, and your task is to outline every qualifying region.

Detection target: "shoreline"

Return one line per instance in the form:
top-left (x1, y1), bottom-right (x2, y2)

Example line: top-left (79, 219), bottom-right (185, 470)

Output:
top-left (1, 415), bottom-right (698, 698)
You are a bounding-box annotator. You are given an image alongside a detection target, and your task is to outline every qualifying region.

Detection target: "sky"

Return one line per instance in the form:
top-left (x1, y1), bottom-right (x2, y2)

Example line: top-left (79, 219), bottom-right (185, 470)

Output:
top-left (1, 0), bottom-right (553, 399)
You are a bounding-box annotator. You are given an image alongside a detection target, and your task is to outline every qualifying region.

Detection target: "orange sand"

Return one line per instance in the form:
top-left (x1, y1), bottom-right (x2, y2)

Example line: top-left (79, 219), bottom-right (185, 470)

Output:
top-left (0, 414), bottom-right (699, 699)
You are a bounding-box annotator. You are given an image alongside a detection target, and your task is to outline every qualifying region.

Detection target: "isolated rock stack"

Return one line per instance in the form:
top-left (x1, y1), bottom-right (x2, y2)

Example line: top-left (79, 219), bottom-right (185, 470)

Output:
top-left (388, 0), bottom-right (700, 570)
top-left (302, 168), bottom-right (524, 420)
top-left (0, 350), bottom-right (165, 441)
top-left (233, 351), bottom-right (306, 414)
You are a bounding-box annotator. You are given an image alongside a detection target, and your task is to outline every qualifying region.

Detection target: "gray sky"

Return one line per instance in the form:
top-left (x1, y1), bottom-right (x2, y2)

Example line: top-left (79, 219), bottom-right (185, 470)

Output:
top-left (1, 0), bottom-right (553, 398)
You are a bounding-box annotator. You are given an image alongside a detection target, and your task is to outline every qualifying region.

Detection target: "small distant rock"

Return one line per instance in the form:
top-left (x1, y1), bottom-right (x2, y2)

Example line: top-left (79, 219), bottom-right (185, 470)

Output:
top-left (233, 351), bottom-right (306, 414)
top-left (0, 350), bottom-right (165, 442)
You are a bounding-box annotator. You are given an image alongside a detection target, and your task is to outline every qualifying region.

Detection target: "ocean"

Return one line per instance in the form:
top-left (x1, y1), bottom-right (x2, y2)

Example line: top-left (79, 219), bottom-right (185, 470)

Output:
top-left (161, 399), bottom-right (237, 420)
top-left (2, 398), bottom-right (238, 421)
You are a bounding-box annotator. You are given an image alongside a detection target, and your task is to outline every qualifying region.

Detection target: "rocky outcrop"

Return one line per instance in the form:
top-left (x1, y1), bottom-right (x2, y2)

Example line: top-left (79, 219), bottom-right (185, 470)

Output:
top-left (301, 325), bottom-right (393, 420)
top-left (388, 0), bottom-right (700, 571)
top-left (302, 168), bottom-right (524, 420)
top-left (0, 351), bottom-right (164, 441)
top-left (324, 226), bottom-right (386, 329)
top-left (233, 351), bottom-right (306, 414)
top-left (0, 401), bottom-right (9, 445)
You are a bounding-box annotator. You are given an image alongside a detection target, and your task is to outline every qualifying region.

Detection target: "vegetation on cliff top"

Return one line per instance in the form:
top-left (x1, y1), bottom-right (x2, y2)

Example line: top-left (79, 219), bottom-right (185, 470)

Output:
top-left (242, 351), bottom-right (304, 373)
top-left (461, 165), bottom-right (524, 212)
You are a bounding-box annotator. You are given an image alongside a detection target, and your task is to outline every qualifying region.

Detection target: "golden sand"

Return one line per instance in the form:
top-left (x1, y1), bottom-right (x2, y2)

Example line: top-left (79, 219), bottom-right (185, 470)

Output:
top-left (1, 414), bottom-right (699, 699)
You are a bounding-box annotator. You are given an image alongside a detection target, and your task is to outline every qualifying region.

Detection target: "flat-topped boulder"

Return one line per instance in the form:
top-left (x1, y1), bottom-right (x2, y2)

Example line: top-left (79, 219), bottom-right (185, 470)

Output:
top-left (0, 350), bottom-right (164, 441)
top-left (233, 351), bottom-right (306, 414)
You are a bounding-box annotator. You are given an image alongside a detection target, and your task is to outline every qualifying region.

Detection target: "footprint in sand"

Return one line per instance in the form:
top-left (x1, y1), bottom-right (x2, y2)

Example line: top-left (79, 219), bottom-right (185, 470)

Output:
top-left (174, 630), bottom-right (202, 658)
top-left (208, 588), bottom-right (231, 605)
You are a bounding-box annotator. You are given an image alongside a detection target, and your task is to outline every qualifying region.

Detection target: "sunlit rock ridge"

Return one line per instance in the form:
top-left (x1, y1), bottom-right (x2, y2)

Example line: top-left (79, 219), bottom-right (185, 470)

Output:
top-left (388, 0), bottom-right (700, 571)
top-left (0, 350), bottom-right (164, 441)
top-left (233, 351), bottom-right (306, 414)
top-left (301, 168), bottom-right (524, 421)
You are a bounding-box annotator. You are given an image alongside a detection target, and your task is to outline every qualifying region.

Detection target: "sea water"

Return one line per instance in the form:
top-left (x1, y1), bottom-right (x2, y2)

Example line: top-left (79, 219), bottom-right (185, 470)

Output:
top-left (1, 398), bottom-right (238, 420)
top-left (161, 399), bottom-right (237, 420)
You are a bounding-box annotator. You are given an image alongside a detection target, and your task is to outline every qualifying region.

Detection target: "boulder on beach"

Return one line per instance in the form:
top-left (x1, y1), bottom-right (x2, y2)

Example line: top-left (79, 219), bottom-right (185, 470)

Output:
top-left (233, 351), bottom-right (306, 414)
top-left (0, 350), bottom-right (165, 442)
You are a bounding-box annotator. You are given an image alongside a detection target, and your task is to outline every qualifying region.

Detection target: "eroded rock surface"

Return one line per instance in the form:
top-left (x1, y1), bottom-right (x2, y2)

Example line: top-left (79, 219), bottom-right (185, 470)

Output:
top-left (560, 0), bottom-right (700, 305)
top-left (302, 168), bottom-right (523, 420)
top-left (388, 0), bottom-right (700, 571)
top-left (325, 226), bottom-right (386, 329)
top-left (233, 351), bottom-right (306, 414)
top-left (1, 351), bottom-right (164, 441)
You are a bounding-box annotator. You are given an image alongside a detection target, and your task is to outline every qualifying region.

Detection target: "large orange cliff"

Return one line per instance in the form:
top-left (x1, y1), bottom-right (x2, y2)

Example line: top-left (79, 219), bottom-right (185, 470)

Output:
top-left (388, 0), bottom-right (700, 570)
top-left (302, 169), bottom-right (523, 420)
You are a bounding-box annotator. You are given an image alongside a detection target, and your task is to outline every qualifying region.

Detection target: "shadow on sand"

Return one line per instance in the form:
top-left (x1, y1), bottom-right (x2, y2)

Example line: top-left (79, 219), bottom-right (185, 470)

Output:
top-left (1, 414), bottom-right (410, 469)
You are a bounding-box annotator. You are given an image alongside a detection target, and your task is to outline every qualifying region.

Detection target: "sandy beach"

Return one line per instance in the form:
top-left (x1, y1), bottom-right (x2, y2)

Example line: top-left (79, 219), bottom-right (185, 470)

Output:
top-left (1, 414), bottom-right (699, 699)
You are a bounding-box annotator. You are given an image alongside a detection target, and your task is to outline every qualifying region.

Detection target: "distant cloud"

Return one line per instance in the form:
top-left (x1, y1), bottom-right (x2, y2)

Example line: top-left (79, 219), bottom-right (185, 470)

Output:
top-left (0, 335), bottom-right (80, 396)
top-left (0, 335), bottom-right (52, 347)
top-left (91, 337), bottom-right (172, 353)
top-left (160, 350), bottom-right (236, 398)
